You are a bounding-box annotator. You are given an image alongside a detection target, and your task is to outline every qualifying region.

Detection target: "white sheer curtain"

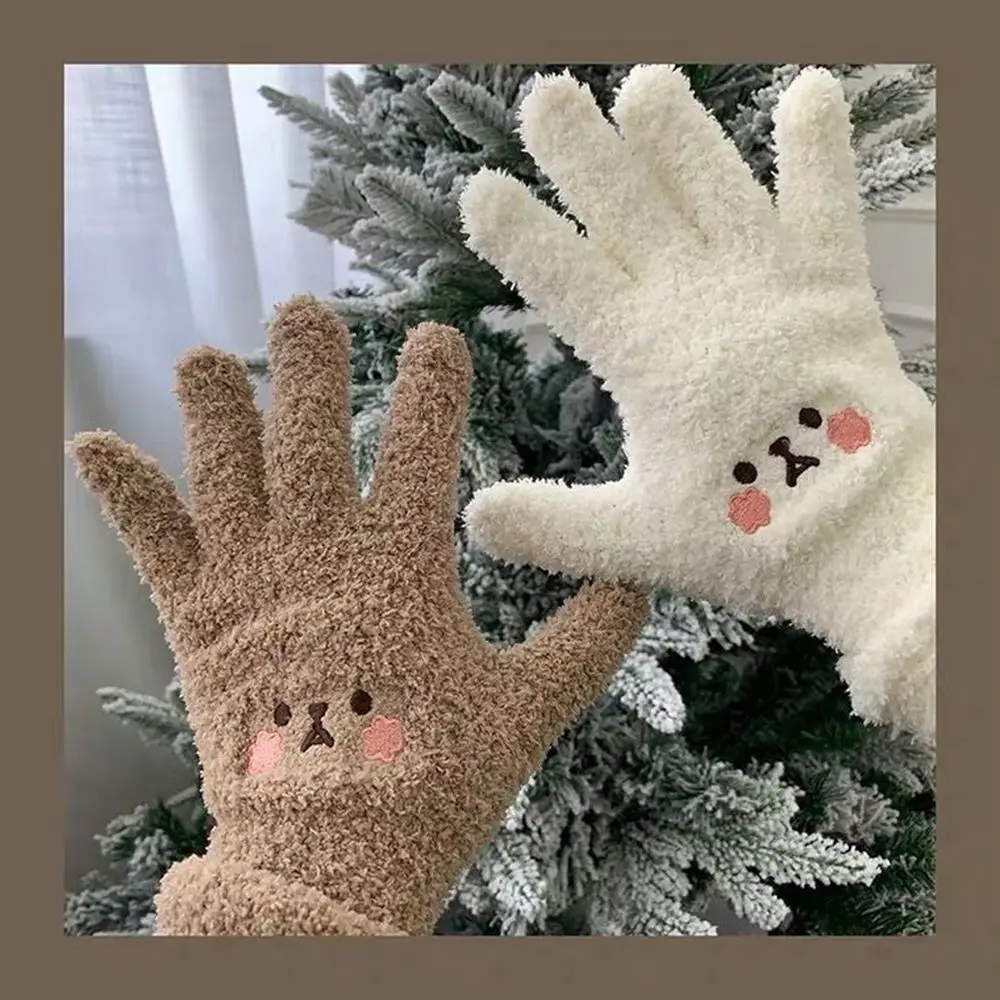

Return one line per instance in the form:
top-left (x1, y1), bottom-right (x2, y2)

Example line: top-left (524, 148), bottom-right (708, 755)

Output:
top-left (63, 64), bottom-right (362, 886)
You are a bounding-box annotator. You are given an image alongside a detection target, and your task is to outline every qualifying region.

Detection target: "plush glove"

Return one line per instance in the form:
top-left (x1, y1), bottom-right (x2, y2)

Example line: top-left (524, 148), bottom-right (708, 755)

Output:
top-left (459, 66), bottom-right (935, 743)
top-left (69, 296), bottom-right (648, 935)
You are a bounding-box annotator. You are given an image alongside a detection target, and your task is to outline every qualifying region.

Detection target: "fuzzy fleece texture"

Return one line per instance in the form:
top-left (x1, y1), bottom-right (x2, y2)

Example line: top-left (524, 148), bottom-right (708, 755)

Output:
top-left (69, 296), bottom-right (649, 936)
top-left (459, 66), bottom-right (936, 744)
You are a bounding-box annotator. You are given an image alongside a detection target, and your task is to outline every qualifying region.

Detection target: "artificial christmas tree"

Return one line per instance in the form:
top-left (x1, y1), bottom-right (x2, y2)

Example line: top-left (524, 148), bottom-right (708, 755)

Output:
top-left (65, 63), bottom-right (935, 937)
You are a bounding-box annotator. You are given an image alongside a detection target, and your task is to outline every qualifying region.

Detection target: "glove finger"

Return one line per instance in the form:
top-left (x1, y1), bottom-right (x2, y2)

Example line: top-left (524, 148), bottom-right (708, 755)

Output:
top-left (68, 431), bottom-right (200, 604)
top-left (772, 67), bottom-right (870, 284)
top-left (463, 478), bottom-right (638, 582)
top-left (517, 71), bottom-right (693, 272)
top-left (263, 296), bottom-right (358, 531)
top-left (611, 64), bottom-right (777, 257)
top-left (460, 169), bottom-right (634, 360)
top-left (369, 323), bottom-right (472, 555)
top-left (497, 579), bottom-right (649, 746)
top-left (174, 347), bottom-right (267, 556)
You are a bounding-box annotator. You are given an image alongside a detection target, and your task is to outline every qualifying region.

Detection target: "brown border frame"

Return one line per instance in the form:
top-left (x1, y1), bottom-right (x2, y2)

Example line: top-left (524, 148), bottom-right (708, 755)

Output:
top-left (5, 0), bottom-right (997, 994)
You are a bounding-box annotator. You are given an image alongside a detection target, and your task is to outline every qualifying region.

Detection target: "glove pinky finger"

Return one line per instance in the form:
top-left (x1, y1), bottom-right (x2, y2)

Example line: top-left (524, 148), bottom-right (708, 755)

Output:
top-left (68, 431), bottom-right (201, 604)
top-left (773, 67), bottom-right (870, 283)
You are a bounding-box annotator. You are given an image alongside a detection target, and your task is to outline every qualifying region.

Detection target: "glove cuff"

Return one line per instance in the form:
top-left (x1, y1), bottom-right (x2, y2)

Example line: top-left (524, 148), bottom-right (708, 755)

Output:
top-left (837, 578), bottom-right (935, 741)
top-left (154, 853), bottom-right (409, 936)
top-left (792, 430), bottom-right (935, 742)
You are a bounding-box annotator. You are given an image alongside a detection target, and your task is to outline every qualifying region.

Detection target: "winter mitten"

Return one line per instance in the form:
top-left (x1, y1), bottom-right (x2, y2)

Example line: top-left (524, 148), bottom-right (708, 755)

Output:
top-left (459, 66), bottom-right (935, 743)
top-left (68, 296), bottom-right (648, 936)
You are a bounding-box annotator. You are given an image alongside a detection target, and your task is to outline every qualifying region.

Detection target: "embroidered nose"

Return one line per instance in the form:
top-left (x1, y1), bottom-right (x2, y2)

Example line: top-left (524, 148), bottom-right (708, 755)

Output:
top-left (768, 436), bottom-right (820, 487)
top-left (301, 701), bottom-right (335, 751)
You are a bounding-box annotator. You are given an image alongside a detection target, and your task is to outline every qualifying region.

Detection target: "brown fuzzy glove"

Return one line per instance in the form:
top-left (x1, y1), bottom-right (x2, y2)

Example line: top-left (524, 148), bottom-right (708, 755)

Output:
top-left (68, 297), bottom-right (648, 936)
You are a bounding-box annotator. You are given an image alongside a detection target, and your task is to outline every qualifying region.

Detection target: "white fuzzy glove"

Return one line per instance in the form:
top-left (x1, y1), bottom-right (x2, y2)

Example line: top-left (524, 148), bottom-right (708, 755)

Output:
top-left (459, 65), bottom-right (935, 744)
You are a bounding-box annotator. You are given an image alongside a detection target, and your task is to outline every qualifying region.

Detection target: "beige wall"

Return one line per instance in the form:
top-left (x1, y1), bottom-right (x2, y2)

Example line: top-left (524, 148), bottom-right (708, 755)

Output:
top-left (866, 183), bottom-right (936, 349)
top-left (862, 63), bottom-right (936, 352)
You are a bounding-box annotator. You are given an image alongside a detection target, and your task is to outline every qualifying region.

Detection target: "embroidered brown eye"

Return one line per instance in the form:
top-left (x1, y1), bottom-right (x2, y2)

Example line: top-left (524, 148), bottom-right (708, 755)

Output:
top-left (273, 703), bottom-right (291, 727)
top-left (350, 689), bottom-right (373, 716)
top-left (799, 407), bottom-right (822, 429)
top-left (733, 462), bottom-right (758, 485)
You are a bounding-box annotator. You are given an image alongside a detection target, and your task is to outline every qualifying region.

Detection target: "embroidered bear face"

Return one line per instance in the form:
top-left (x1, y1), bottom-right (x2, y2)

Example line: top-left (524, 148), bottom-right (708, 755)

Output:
top-left (727, 404), bottom-right (873, 535)
top-left (246, 688), bottom-right (406, 776)
top-left (178, 589), bottom-right (478, 821)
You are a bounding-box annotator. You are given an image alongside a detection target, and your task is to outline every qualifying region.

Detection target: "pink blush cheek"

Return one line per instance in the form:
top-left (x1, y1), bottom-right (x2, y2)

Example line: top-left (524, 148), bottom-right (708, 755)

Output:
top-left (362, 716), bottom-right (406, 764)
top-left (247, 731), bottom-right (283, 774)
top-left (827, 407), bottom-right (872, 453)
top-left (728, 487), bottom-right (772, 535)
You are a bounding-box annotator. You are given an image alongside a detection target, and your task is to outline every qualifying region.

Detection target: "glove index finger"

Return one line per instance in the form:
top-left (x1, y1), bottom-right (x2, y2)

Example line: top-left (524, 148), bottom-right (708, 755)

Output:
top-left (516, 71), bottom-right (688, 273)
top-left (459, 169), bottom-right (634, 352)
top-left (369, 323), bottom-right (472, 553)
